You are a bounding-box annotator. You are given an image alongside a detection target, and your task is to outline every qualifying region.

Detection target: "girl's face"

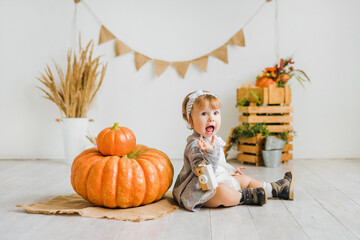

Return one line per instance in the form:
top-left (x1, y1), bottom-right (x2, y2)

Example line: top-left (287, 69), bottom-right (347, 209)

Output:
top-left (189, 101), bottom-right (221, 139)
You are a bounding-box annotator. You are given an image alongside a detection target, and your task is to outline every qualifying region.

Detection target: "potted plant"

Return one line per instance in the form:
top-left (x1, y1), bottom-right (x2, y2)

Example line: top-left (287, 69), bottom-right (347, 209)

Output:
top-left (37, 39), bottom-right (107, 164)
top-left (229, 122), bottom-right (270, 146)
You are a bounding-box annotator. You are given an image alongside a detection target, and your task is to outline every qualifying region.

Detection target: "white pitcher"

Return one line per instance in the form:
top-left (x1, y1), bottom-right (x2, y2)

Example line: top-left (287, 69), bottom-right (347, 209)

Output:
top-left (60, 118), bottom-right (92, 165)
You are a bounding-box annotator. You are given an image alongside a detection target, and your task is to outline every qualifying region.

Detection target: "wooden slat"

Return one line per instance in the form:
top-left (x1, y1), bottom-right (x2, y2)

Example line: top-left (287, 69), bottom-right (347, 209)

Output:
top-left (283, 144), bottom-right (293, 152)
top-left (164, 208), bottom-right (211, 240)
top-left (267, 125), bottom-right (294, 133)
top-left (284, 85), bottom-right (291, 104)
top-left (238, 136), bottom-right (257, 144)
top-left (287, 134), bottom-right (294, 142)
top-left (211, 207), bottom-right (259, 239)
top-left (238, 134), bottom-right (264, 144)
top-left (224, 127), bottom-right (235, 158)
top-left (263, 88), bottom-right (269, 104)
top-left (237, 154), bottom-right (257, 163)
top-left (281, 187), bottom-right (357, 239)
top-left (237, 145), bottom-right (260, 154)
top-left (281, 153), bottom-right (293, 161)
top-left (300, 159), bottom-right (360, 206)
top-left (239, 115), bottom-right (293, 123)
top-left (238, 134), bottom-right (293, 144)
top-left (237, 144), bottom-right (292, 156)
top-left (248, 196), bottom-right (308, 239)
top-left (237, 152), bottom-right (292, 165)
top-left (294, 161), bottom-right (360, 238)
top-left (239, 106), bottom-right (293, 113)
top-left (268, 86), bottom-right (285, 104)
top-left (237, 144), bottom-right (292, 154)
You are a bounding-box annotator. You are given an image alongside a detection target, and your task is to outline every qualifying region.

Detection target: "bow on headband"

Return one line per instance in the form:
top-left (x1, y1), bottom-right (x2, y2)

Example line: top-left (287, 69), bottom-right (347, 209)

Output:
top-left (186, 90), bottom-right (218, 121)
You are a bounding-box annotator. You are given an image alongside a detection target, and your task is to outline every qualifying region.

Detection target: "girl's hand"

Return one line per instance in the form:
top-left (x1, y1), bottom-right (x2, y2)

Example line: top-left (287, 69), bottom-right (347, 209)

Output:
top-left (198, 135), bottom-right (215, 152)
top-left (236, 166), bottom-right (246, 175)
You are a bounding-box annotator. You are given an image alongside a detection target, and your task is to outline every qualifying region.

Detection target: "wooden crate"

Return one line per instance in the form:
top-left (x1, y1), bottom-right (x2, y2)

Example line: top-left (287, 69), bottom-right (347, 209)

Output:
top-left (236, 134), bottom-right (293, 166)
top-left (238, 105), bottom-right (294, 133)
top-left (235, 85), bottom-right (294, 165)
top-left (237, 85), bottom-right (291, 105)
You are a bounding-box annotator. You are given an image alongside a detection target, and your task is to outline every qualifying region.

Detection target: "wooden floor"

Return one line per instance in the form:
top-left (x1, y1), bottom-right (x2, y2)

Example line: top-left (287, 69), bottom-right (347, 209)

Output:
top-left (0, 158), bottom-right (359, 240)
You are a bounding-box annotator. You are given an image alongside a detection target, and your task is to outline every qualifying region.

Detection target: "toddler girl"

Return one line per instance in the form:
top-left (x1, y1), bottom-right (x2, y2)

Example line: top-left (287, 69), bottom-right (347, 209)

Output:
top-left (172, 90), bottom-right (294, 212)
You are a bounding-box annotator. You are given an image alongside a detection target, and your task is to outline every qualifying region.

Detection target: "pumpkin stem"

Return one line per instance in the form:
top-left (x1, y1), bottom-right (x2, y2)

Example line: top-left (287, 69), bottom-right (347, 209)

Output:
top-left (111, 122), bottom-right (119, 130)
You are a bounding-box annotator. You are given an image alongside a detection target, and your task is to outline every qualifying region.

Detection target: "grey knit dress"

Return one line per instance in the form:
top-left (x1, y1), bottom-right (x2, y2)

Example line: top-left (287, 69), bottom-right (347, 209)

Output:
top-left (172, 132), bottom-right (223, 212)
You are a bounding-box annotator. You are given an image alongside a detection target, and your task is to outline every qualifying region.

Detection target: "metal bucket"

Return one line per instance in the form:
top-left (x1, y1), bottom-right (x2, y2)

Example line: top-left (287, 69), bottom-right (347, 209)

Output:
top-left (265, 136), bottom-right (286, 150)
top-left (262, 149), bottom-right (282, 168)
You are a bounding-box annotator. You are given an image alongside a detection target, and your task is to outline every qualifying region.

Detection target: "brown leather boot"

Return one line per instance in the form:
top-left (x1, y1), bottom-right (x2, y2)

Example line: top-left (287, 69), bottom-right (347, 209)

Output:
top-left (271, 171), bottom-right (294, 200)
top-left (240, 187), bottom-right (267, 206)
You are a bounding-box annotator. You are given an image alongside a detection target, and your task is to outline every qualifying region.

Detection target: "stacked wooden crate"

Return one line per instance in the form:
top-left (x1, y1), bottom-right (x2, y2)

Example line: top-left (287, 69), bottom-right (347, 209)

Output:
top-left (236, 85), bottom-right (293, 166)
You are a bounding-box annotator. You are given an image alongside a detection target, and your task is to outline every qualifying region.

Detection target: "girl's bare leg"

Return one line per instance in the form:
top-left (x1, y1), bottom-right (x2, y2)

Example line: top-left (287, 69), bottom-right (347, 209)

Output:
top-left (233, 175), bottom-right (263, 189)
top-left (203, 183), bottom-right (241, 208)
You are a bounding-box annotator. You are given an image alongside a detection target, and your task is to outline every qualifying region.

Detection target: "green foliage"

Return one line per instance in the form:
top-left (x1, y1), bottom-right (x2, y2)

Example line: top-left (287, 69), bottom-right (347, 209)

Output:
top-left (235, 98), bottom-right (249, 109)
top-left (277, 81), bottom-right (285, 88)
top-left (235, 90), bottom-right (261, 110)
top-left (291, 69), bottom-right (310, 89)
top-left (230, 123), bottom-right (270, 145)
top-left (270, 130), bottom-right (297, 143)
top-left (249, 90), bottom-right (261, 105)
top-left (230, 122), bottom-right (297, 150)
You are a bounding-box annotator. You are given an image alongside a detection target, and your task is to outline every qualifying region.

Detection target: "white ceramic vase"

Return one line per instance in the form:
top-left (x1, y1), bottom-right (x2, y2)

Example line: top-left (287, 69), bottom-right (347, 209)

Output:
top-left (61, 118), bottom-right (91, 165)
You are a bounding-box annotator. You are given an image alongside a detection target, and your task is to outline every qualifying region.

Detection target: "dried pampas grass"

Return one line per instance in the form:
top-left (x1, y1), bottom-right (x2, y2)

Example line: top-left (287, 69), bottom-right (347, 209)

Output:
top-left (37, 39), bottom-right (107, 118)
top-left (86, 134), bottom-right (97, 146)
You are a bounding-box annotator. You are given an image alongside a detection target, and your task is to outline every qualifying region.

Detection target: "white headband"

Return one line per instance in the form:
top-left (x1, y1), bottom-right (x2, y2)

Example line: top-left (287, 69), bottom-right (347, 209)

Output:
top-left (186, 90), bottom-right (218, 121)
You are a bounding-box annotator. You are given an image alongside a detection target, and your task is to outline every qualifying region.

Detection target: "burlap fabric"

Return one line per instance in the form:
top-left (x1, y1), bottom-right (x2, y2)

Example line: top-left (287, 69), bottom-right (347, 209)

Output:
top-left (17, 191), bottom-right (178, 222)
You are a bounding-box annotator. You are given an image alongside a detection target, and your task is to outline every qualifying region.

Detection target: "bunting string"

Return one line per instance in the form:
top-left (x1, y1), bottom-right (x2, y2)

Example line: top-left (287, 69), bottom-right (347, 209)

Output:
top-left (70, 3), bottom-right (78, 49)
top-left (242, 0), bottom-right (267, 29)
top-left (74, 0), bottom-right (272, 78)
top-left (81, 0), bottom-right (102, 25)
top-left (274, 0), bottom-right (280, 63)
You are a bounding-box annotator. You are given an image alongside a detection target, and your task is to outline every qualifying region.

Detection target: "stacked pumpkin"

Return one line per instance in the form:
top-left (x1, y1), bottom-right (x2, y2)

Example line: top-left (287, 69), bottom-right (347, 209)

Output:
top-left (71, 123), bottom-right (174, 208)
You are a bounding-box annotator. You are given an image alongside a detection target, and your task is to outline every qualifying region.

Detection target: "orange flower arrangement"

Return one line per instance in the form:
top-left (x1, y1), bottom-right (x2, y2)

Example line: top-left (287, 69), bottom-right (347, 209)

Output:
top-left (256, 58), bottom-right (310, 88)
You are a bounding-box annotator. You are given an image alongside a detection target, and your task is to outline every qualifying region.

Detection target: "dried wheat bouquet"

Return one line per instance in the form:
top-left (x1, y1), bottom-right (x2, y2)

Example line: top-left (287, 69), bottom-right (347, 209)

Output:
top-left (37, 40), bottom-right (107, 118)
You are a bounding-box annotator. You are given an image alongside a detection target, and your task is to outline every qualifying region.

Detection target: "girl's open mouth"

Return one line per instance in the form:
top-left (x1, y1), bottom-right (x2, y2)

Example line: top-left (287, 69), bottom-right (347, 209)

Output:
top-left (205, 126), bottom-right (215, 134)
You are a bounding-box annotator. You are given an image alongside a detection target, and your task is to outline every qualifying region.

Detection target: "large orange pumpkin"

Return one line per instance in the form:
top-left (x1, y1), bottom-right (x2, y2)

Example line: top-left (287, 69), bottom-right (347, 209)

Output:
top-left (96, 122), bottom-right (136, 156)
top-left (256, 77), bottom-right (277, 87)
top-left (71, 145), bottom-right (174, 208)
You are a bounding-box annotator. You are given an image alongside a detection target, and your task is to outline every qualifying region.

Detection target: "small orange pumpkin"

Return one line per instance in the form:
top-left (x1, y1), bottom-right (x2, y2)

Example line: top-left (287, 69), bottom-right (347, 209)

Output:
top-left (71, 145), bottom-right (174, 208)
top-left (96, 122), bottom-right (136, 156)
top-left (256, 77), bottom-right (277, 87)
top-left (279, 73), bottom-right (292, 83)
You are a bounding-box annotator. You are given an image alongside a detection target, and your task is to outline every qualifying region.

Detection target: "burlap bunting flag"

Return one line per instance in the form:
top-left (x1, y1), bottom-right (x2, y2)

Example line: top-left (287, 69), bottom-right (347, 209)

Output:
top-left (153, 60), bottom-right (170, 77)
top-left (211, 44), bottom-right (228, 64)
top-left (228, 29), bottom-right (245, 47)
top-left (115, 39), bottom-right (132, 56)
top-left (192, 56), bottom-right (209, 72)
top-left (134, 52), bottom-right (151, 70)
top-left (172, 61), bottom-right (191, 78)
top-left (96, 21), bottom-right (244, 76)
top-left (98, 25), bottom-right (116, 44)
top-left (84, 0), bottom-right (273, 78)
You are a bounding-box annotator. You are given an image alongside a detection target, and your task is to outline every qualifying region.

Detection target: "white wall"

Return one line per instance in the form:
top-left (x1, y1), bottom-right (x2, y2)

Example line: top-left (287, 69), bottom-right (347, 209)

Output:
top-left (0, 0), bottom-right (359, 160)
